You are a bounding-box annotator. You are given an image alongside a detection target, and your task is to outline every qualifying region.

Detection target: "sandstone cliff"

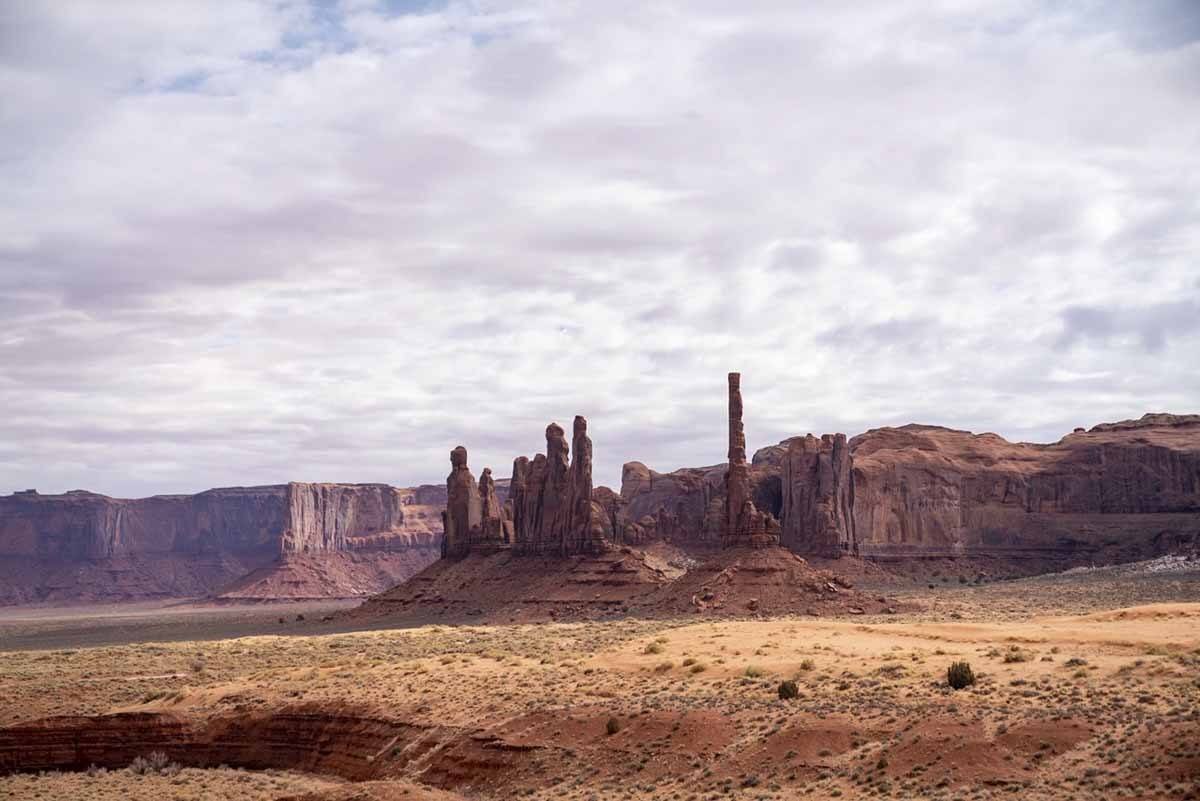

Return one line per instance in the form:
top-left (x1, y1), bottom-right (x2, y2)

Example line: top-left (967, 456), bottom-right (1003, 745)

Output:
top-left (618, 413), bottom-right (1200, 569)
top-left (849, 414), bottom-right (1200, 562)
top-left (0, 481), bottom-right (450, 604)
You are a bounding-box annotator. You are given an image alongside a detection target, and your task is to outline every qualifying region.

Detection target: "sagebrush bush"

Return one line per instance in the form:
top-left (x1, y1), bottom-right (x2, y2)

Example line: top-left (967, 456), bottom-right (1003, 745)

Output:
top-left (778, 680), bottom-right (799, 700)
top-left (947, 661), bottom-right (976, 689)
top-left (605, 717), bottom-right (621, 735)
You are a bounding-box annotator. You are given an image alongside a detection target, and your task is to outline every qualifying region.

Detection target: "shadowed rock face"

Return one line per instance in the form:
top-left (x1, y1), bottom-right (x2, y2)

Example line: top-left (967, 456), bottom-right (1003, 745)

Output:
top-left (780, 434), bottom-right (855, 558)
top-left (0, 482), bottom-right (452, 604)
top-left (504, 416), bottom-right (611, 556)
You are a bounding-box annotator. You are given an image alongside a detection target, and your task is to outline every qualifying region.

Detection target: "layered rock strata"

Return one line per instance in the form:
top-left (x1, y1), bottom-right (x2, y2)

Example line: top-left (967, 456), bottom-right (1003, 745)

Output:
top-left (780, 433), bottom-right (855, 557)
top-left (621, 408), bottom-right (1200, 567)
top-left (0, 482), bottom-right (450, 604)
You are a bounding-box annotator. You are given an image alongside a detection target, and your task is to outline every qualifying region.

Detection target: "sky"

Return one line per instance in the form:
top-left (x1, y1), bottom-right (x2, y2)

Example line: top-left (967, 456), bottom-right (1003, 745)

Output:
top-left (1, 0), bottom-right (1198, 498)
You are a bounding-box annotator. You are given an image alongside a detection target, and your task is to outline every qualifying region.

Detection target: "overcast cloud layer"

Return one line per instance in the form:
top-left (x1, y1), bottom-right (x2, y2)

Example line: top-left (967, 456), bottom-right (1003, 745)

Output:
top-left (2, 0), bottom-right (1198, 498)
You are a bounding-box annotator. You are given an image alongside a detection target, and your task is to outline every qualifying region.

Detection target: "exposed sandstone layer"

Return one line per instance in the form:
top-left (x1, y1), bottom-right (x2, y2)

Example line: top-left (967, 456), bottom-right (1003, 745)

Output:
top-left (508, 417), bottom-right (611, 556)
top-left (780, 433), bottom-right (855, 557)
top-left (850, 415), bottom-right (1200, 563)
top-left (442, 446), bottom-right (481, 559)
top-left (619, 413), bottom-right (1200, 569)
top-left (722, 373), bottom-right (780, 549)
top-left (0, 482), bottom-right (451, 604)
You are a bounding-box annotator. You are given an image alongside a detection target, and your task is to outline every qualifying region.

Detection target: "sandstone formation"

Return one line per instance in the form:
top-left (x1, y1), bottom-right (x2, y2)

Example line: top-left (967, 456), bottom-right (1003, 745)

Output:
top-left (721, 373), bottom-right (781, 549)
top-left (848, 415), bottom-right (1200, 563)
top-left (620, 408), bottom-right (1200, 570)
top-left (0, 482), bottom-right (452, 604)
top-left (507, 417), bottom-right (611, 556)
top-left (442, 446), bottom-right (481, 558)
top-left (780, 433), bottom-right (855, 557)
top-left (475, 468), bottom-right (507, 550)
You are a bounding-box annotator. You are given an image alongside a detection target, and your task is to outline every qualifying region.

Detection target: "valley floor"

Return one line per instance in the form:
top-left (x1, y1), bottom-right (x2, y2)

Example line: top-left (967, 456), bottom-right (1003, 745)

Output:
top-left (1, 562), bottom-right (1198, 800)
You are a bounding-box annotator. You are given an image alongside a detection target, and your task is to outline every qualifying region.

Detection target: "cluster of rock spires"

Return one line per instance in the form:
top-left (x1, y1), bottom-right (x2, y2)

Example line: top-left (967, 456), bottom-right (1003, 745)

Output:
top-left (443, 373), bottom-right (802, 558)
top-left (443, 372), bottom-right (1200, 567)
top-left (443, 416), bottom-right (611, 558)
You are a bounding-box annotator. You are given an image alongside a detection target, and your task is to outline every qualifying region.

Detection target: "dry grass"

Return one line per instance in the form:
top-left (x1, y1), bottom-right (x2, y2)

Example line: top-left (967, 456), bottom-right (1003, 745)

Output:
top-left (2, 568), bottom-right (1199, 800)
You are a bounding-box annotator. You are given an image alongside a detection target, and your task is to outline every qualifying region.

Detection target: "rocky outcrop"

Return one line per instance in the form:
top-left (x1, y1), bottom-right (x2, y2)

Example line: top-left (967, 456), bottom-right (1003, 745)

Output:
top-left (442, 446), bottom-right (481, 559)
top-left (475, 468), bottom-right (507, 550)
top-left (849, 416), bottom-right (1200, 562)
top-left (721, 372), bottom-right (780, 549)
top-left (619, 462), bottom-right (725, 545)
top-left (616, 408), bottom-right (1199, 568)
top-left (503, 417), bottom-right (611, 556)
top-left (282, 482), bottom-right (432, 553)
top-left (780, 434), bottom-right (855, 557)
top-left (0, 481), bottom-right (451, 604)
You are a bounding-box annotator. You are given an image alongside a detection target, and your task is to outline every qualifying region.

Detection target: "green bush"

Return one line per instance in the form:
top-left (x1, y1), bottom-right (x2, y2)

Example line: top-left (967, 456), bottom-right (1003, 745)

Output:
top-left (947, 661), bottom-right (976, 690)
top-left (778, 680), bottom-right (799, 700)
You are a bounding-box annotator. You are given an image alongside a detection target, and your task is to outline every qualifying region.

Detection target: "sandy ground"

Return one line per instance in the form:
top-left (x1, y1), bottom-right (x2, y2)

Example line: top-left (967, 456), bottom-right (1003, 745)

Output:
top-left (0, 599), bottom-right (360, 651)
top-left (1, 564), bottom-right (1198, 800)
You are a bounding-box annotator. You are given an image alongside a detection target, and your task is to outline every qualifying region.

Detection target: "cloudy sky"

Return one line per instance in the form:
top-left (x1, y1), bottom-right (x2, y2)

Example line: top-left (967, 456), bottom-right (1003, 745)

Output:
top-left (2, 0), bottom-right (1198, 498)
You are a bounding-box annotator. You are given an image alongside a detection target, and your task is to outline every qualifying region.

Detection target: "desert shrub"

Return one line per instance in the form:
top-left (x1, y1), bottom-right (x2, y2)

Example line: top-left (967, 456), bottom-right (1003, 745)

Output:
top-left (654, 661), bottom-right (674, 672)
top-left (127, 751), bottom-right (177, 776)
top-left (947, 661), bottom-right (976, 690)
top-left (1064, 657), bottom-right (1088, 667)
top-left (799, 659), bottom-right (815, 672)
top-left (778, 680), bottom-right (800, 700)
top-left (606, 717), bottom-right (621, 735)
top-left (1003, 647), bottom-right (1030, 663)
top-left (744, 665), bottom-right (764, 678)
top-left (689, 662), bottom-right (707, 674)
top-left (643, 642), bottom-right (664, 655)
top-left (681, 657), bottom-right (697, 667)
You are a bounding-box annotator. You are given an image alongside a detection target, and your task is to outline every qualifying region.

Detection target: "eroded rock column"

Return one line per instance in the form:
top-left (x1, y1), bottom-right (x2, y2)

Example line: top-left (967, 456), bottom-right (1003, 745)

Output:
top-left (443, 446), bottom-right (481, 558)
top-left (780, 433), bottom-right (855, 557)
top-left (722, 372), bottom-right (780, 548)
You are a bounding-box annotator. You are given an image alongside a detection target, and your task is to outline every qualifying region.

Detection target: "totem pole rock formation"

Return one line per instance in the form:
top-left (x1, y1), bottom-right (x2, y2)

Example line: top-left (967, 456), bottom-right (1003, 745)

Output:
top-left (474, 467), bottom-right (508, 550)
top-left (722, 372), bottom-right (781, 548)
top-left (442, 445), bottom-right (481, 558)
top-left (780, 433), bottom-right (855, 557)
top-left (509, 417), bottom-right (611, 556)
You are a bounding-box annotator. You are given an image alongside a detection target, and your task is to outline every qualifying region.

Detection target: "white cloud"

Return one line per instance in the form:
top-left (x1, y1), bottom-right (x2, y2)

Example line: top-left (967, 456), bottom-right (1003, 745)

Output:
top-left (1, 0), bottom-right (1198, 497)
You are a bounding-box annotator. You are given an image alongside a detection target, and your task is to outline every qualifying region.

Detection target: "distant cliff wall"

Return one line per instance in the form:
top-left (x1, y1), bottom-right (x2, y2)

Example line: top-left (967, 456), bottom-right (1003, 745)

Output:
top-left (617, 414), bottom-right (1200, 567)
top-left (0, 481), bottom-right (449, 604)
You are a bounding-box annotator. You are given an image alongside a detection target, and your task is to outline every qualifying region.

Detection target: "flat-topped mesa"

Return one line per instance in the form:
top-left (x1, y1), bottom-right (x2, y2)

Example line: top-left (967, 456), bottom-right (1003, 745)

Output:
top-left (722, 372), bottom-right (781, 549)
top-left (780, 433), bottom-right (855, 557)
top-left (508, 416), bottom-right (612, 556)
top-left (442, 446), bottom-right (481, 558)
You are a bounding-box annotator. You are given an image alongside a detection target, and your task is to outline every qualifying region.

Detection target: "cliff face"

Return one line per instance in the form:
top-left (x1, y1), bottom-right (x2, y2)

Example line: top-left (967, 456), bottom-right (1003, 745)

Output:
top-left (617, 413), bottom-right (1200, 568)
top-left (850, 415), bottom-right (1200, 561)
top-left (0, 482), bottom-right (448, 604)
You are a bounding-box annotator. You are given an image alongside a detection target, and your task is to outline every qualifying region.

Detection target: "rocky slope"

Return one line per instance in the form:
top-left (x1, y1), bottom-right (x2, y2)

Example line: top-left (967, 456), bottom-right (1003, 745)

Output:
top-left (0, 482), bottom-right (451, 604)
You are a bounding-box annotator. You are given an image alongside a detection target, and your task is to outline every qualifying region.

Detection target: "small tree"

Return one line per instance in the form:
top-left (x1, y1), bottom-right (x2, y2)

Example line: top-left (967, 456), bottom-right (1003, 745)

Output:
top-left (947, 661), bottom-right (975, 690)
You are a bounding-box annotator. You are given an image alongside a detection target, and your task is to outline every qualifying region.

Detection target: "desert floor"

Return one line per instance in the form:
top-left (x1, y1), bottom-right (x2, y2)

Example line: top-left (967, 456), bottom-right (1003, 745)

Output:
top-left (1, 560), bottom-right (1198, 800)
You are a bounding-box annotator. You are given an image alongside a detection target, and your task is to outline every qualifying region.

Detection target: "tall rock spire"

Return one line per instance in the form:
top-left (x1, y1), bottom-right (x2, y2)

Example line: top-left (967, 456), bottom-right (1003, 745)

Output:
top-left (722, 372), bottom-right (780, 548)
top-left (443, 445), bottom-right (481, 558)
